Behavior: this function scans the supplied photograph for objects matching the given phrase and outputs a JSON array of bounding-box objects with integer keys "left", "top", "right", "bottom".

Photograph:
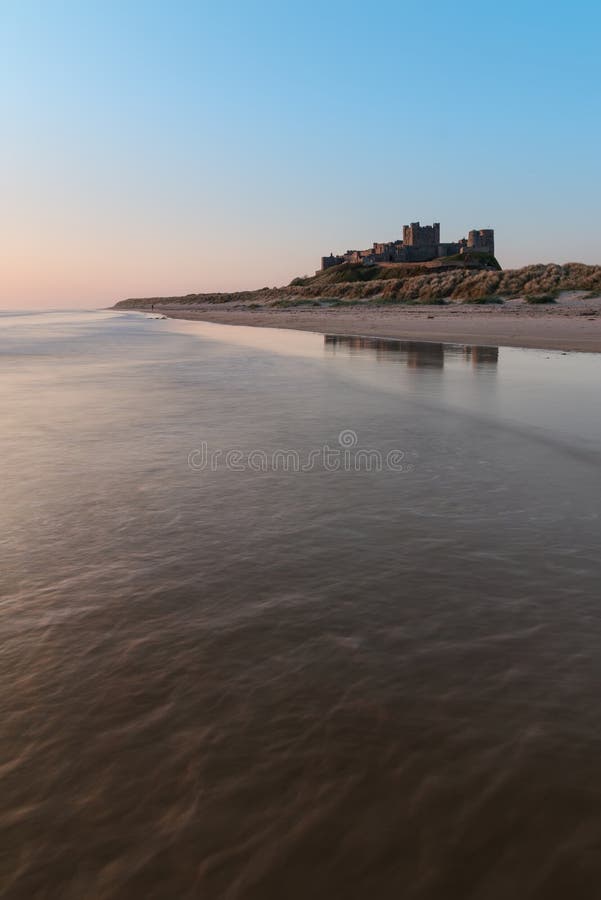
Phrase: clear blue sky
[{"left": 2, "top": 0, "right": 600, "bottom": 307}]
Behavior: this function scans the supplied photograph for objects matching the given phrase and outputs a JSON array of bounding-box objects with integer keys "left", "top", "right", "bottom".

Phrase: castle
[{"left": 320, "top": 222, "right": 495, "bottom": 270}]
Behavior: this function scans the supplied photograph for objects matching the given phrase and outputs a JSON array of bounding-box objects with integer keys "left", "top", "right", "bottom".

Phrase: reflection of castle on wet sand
[{"left": 324, "top": 335, "right": 498, "bottom": 368}]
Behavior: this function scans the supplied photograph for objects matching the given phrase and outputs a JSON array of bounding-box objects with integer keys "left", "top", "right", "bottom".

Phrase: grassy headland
[{"left": 114, "top": 261, "right": 601, "bottom": 311}]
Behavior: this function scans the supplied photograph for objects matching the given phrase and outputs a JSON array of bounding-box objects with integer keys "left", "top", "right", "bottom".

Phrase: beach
[
  {"left": 144, "top": 297, "right": 601, "bottom": 353},
  {"left": 4, "top": 309, "right": 601, "bottom": 898}
]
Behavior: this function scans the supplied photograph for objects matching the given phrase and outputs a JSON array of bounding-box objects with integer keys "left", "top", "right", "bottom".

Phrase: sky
[{"left": 1, "top": 0, "right": 600, "bottom": 308}]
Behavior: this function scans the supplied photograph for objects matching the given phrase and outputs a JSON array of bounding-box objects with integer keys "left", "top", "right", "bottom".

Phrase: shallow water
[{"left": 1, "top": 309, "right": 601, "bottom": 898}]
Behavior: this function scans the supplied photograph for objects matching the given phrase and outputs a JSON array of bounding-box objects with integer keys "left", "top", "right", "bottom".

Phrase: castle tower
[
  {"left": 402, "top": 222, "right": 440, "bottom": 247},
  {"left": 467, "top": 229, "right": 495, "bottom": 255}
]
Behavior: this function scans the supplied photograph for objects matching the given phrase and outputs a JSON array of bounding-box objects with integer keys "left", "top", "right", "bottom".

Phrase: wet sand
[{"left": 149, "top": 301, "right": 601, "bottom": 353}]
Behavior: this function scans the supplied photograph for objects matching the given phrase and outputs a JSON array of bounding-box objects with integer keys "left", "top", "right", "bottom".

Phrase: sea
[{"left": 1, "top": 308, "right": 601, "bottom": 899}]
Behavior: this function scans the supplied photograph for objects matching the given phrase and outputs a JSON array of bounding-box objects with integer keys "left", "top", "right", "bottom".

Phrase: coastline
[{"left": 138, "top": 302, "right": 601, "bottom": 353}]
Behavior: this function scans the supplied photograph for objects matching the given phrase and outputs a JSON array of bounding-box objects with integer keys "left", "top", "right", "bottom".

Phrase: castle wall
[
  {"left": 437, "top": 243, "right": 460, "bottom": 257},
  {"left": 321, "top": 254, "right": 345, "bottom": 270},
  {"left": 320, "top": 224, "right": 494, "bottom": 270}
]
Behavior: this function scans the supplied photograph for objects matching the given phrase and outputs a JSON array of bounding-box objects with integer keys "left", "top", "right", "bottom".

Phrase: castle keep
[{"left": 321, "top": 222, "right": 495, "bottom": 270}]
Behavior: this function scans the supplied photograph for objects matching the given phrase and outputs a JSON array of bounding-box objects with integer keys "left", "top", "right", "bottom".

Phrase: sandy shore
[{"left": 145, "top": 300, "right": 601, "bottom": 353}]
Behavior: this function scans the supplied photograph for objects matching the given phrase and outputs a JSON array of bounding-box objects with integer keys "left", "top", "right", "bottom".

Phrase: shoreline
[{"left": 136, "top": 303, "right": 601, "bottom": 353}]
